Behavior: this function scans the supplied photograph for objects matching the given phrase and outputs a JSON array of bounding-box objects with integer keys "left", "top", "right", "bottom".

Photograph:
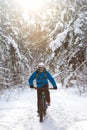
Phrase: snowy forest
[
  {"left": 0, "top": 0, "right": 87, "bottom": 130},
  {"left": 0, "top": 0, "right": 87, "bottom": 93}
]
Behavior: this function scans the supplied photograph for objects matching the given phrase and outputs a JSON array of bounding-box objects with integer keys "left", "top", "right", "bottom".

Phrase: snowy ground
[{"left": 0, "top": 85, "right": 87, "bottom": 130}]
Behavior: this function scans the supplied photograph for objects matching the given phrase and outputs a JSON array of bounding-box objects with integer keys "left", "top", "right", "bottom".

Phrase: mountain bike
[{"left": 34, "top": 87, "right": 53, "bottom": 122}]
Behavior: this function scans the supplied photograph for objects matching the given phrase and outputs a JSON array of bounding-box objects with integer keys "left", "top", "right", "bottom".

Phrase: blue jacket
[{"left": 28, "top": 70, "right": 57, "bottom": 88}]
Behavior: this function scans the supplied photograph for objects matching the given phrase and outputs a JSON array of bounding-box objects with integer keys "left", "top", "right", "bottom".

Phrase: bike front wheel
[{"left": 39, "top": 98, "right": 46, "bottom": 122}]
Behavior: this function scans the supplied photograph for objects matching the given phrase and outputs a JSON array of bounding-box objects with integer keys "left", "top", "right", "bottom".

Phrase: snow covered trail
[{"left": 0, "top": 87, "right": 87, "bottom": 130}]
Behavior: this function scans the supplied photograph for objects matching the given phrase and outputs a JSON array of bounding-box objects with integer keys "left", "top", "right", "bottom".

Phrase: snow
[
  {"left": 51, "top": 21, "right": 63, "bottom": 35},
  {"left": 6, "top": 36, "right": 21, "bottom": 59},
  {"left": 0, "top": 86, "right": 87, "bottom": 130},
  {"left": 49, "top": 29, "right": 69, "bottom": 52},
  {"left": 74, "top": 17, "right": 83, "bottom": 35}
]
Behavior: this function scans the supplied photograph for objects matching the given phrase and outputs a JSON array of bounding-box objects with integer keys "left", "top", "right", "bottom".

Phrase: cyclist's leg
[
  {"left": 45, "top": 89, "right": 50, "bottom": 105},
  {"left": 43, "top": 85, "right": 50, "bottom": 105}
]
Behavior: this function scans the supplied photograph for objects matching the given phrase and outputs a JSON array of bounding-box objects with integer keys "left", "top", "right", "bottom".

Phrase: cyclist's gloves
[
  {"left": 30, "top": 85, "right": 34, "bottom": 88},
  {"left": 53, "top": 87, "right": 57, "bottom": 89}
]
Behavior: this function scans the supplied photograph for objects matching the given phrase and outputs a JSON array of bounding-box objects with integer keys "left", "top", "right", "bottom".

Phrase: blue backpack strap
[
  {"left": 44, "top": 69, "right": 47, "bottom": 79},
  {"left": 36, "top": 70, "right": 39, "bottom": 78}
]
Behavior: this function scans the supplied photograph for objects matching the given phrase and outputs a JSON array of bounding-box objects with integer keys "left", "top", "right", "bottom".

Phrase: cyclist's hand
[
  {"left": 30, "top": 86, "right": 34, "bottom": 88},
  {"left": 53, "top": 87, "right": 57, "bottom": 89}
]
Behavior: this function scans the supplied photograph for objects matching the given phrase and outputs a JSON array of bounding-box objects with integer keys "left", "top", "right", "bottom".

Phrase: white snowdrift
[{"left": 0, "top": 86, "right": 87, "bottom": 130}]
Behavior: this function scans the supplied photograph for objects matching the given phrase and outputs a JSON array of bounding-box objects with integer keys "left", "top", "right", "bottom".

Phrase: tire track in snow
[{"left": 0, "top": 88, "right": 87, "bottom": 130}]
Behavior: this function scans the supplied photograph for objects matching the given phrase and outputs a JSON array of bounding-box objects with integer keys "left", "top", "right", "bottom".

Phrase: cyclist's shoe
[
  {"left": 37, "top": 110, "right": 39, "bottom": 113},
  {"left": 46, "top": 104, "right": 48, "bottom": 108},
  {"left": 37, "top": 110, "right": 40, "bottom": 117},
  {"left": 37, "top": 113, "right": 40, "bottom": 117},
  {"left": 47, "top": 102, "right": 51, "bottom": 106}
]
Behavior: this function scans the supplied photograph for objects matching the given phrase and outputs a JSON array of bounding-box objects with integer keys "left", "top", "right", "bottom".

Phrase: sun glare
[
  {"left": 16, "top": 0, "right": 45, "bottom": 11},
  {"left": 14, "top": 0, "right": 48, "bottom": 22}
]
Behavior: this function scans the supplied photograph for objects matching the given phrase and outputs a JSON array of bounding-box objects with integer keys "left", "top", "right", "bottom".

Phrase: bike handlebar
[{"left": 33, "top": 87, "right": 54, "bottom": 90}]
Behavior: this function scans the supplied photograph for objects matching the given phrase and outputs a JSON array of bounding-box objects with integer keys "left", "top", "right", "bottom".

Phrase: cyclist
[{"left": 28, "top": 62, "right": 57, "bottom": 113}]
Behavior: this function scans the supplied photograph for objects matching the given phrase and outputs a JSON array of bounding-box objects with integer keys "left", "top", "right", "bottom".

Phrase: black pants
[{"left": 37, "top": 85, "right": 50, "bottom": 112}]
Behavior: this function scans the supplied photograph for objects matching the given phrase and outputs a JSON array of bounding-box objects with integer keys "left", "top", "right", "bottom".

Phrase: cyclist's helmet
[{"left": 38, "top": 62, "right": 45, "bottom": 68}]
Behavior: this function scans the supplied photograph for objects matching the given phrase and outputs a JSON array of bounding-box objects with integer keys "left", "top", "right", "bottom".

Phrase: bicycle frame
[{"left": 34, "top": 87, "right": 53, "bottom": 122}]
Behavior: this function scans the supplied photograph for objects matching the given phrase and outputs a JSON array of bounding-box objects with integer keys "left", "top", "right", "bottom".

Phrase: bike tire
[
  {"left": 39, "top": 104, "right": 44, "bottom": 122},
  {"left": 43, "top": 99, "right": 46, "bottom": 116},
  {"left": 40, "top": 110, "right": 43, "bottom": 122},
  {"left": 40, "top": 98, "right": 47, "bottom": 122}
]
